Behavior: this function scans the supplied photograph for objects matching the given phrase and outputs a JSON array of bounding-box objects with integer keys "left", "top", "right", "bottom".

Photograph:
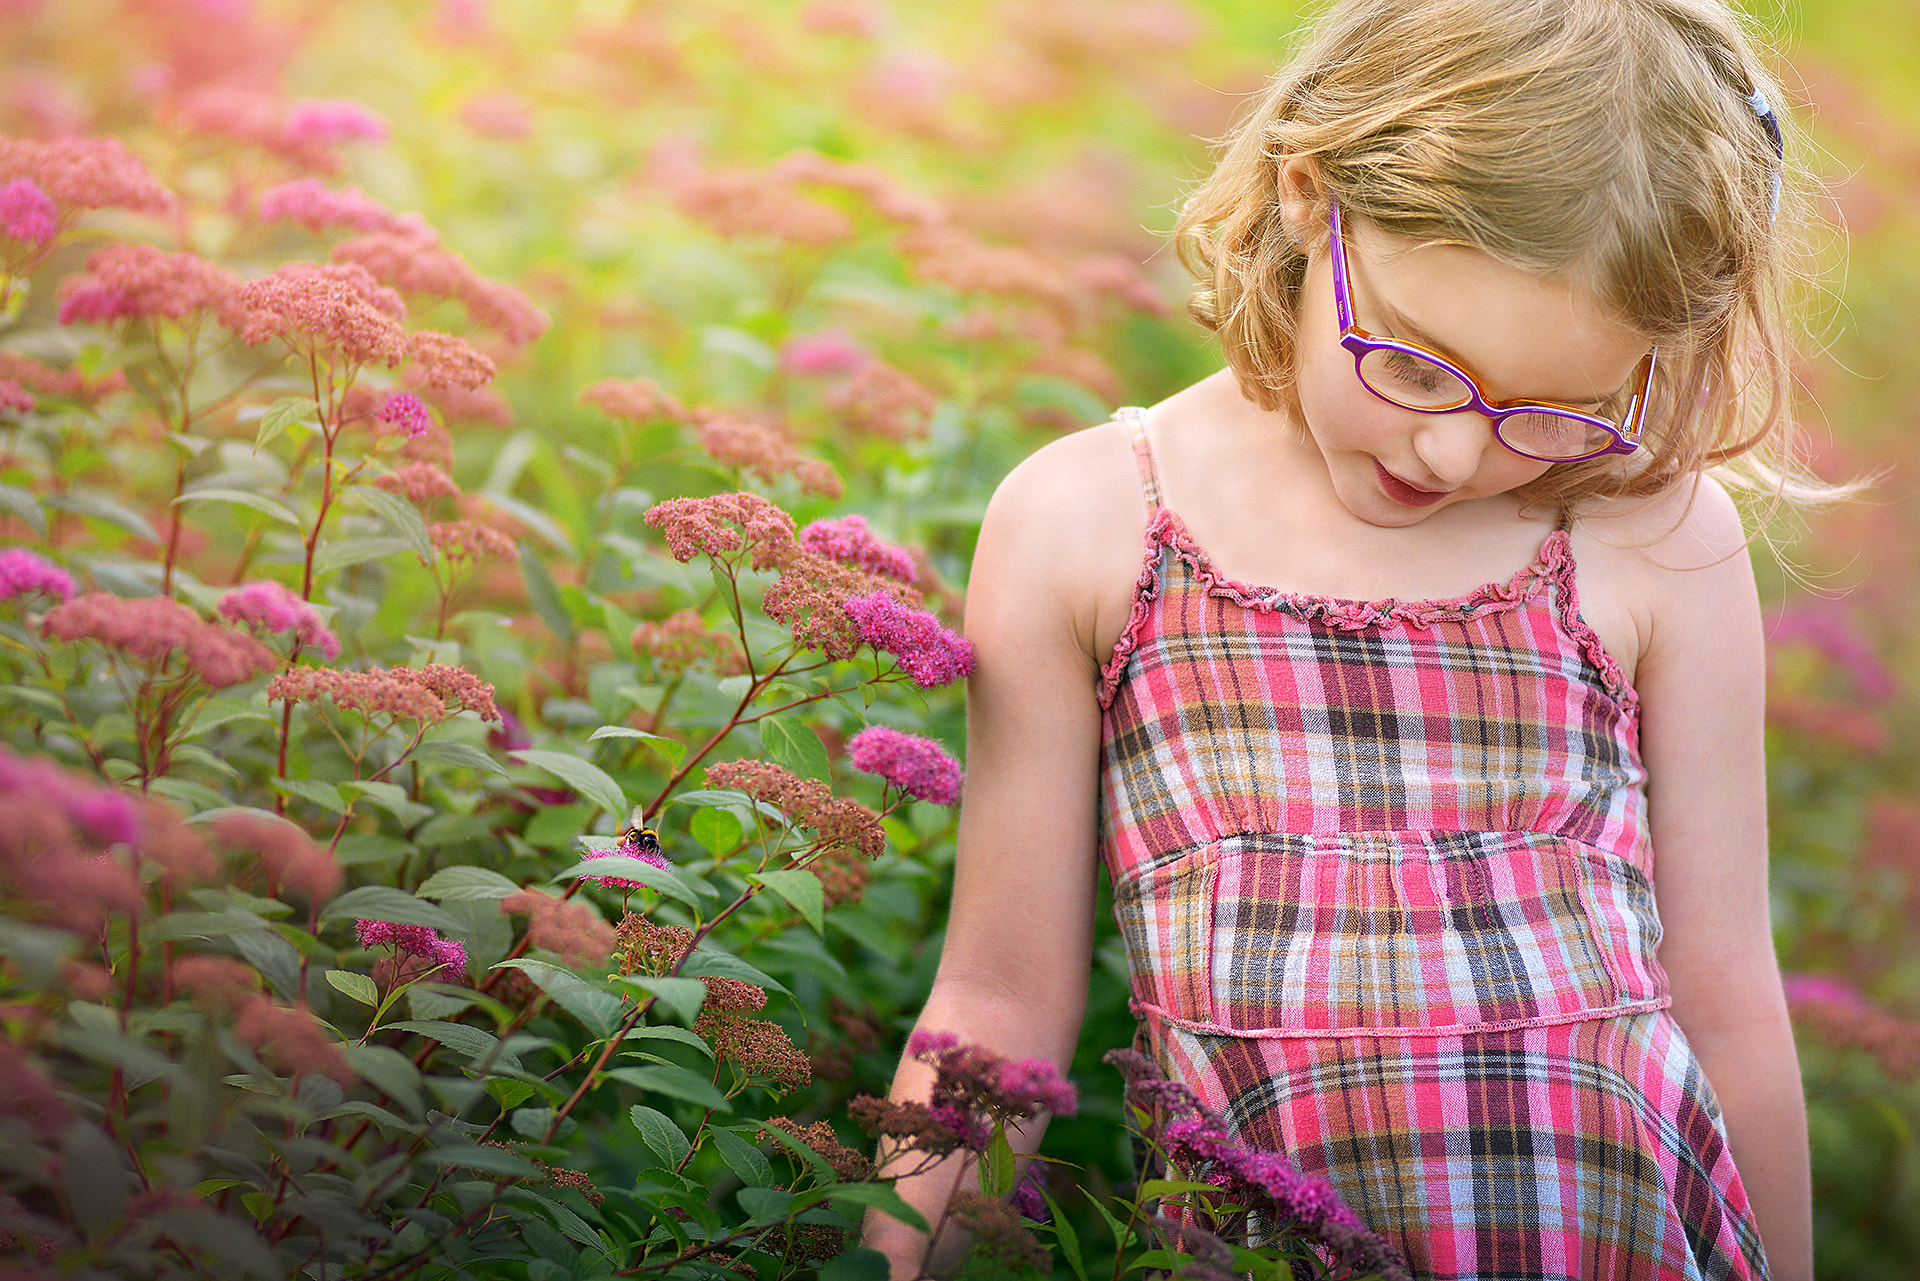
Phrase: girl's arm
[
  {"left": 1630, "top": 478, "right": 1812, "bottom": 1281},
  {"left": 865, "top": 428, "right": 1139, "bottom": 1278}
]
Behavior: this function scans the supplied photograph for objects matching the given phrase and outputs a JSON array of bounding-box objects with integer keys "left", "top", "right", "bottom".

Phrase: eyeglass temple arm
[{"left": 1326, "top": 203, "right": 1356, "bottom": 331}]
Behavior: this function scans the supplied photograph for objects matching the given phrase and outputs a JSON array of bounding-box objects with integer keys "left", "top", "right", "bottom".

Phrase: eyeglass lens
[{"left": 1355, "top": 347, "right": 1617, "bottom": 461}]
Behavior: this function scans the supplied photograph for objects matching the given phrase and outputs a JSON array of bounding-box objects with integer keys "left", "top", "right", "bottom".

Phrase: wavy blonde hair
[{"left": 1177, "top": 0, "right": 1840, "bottom": 512}]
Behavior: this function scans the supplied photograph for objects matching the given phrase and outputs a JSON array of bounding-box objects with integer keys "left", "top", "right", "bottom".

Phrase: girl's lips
[{"left": 1374, "top": 461, "right": 1451, "bottom": 508}]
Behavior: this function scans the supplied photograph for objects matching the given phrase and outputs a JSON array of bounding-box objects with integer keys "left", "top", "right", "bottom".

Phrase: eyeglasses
[{"left": 1327, "top": 202, "right": 1655, "bottom": 462}]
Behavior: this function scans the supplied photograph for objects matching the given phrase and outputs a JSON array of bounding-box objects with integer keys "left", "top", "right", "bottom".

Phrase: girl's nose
[{"left": 1411, "top": 410, "right": 1495, "bottom": 487}]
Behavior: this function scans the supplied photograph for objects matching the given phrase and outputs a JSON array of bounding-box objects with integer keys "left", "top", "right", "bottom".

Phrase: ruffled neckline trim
[{"left": 1096, "top": 508, "right": 1638, "bottom": 716}]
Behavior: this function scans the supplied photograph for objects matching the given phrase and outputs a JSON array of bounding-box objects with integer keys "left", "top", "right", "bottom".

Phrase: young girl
[{"left": 874, "top": 0, "right": 1817, "bottom": 1276}]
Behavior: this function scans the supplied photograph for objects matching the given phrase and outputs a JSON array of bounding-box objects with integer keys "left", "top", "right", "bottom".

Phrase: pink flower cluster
[
  {"left": 259, "top": 178, "right": 403, "bottom": 235},
  {"left": 208, "top": 812, "right": 342, "bottom": 902},
  {"left": 0, "top": 547, "right": 73, "bottom": 604},
  {"left": 499, "top": 888, "right": 614, "bottom": 969},
  {"left": 847, "top": 725, "right": 962, "bottom": 805},
  {"left": 0, "top": 177, "right": 57, "bottom": 246},
  {"left": 216, "top": 579, "right": 341, "bottom": 659},
  {"left": 237, "top": 261, "right": 408, "bottom": 367},
  {"left": 844, "top": 590, "right": 974, "bottom": 687},
  {"left": 267, "top": 662, "right": 501, "bottom": 725},
  {"left": 908, "top": 1029, "right": 1078, "bottom": 1118},
  {"left": 645, "top": 492, "right": 798, "bottom": 571},
  {"left": 375, "top": 391, "right": 434, "bottom": 439},
  {"left": 40, "top": 592, "right": 279, "bottom": 688},
  {"left": 579, "top": 829, "right": 670, "bottom": 889},
  {"left": 333, "top": 222, "right": 547, "bottom": 347},
  {"left": 356, "top": 918, "right": 468, "bottom": 976},
  {"left": 375, "top": 459, "right": 459, "bottom": 508},
  {"left": 0, "top": 134, "right": 173, "bottom": 216},
  {"left": 173, "top": 88, "right": 386, "bottom": 174},
  {"left": 55, "top": 242, "right": 248, "bottom": 330},
  {"left": 799, "top": 514, "right": 917, "bottom": 585},
  {"left": 0, "top": 745, "right": 144, "bottom": 933}
]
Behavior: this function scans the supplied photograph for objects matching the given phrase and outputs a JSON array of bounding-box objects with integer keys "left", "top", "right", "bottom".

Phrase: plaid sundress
[{"left": 1096, "top": 409, "right": 1769, "bottom": 1280}]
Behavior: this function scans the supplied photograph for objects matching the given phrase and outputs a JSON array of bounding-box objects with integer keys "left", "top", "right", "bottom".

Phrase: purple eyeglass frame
[{"left": 1326, "top": 202, "right": 1655, "bottom": 462}]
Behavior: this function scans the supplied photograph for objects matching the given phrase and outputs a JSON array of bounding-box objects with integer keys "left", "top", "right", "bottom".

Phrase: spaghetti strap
[{"left": 1116, "top": 406, "right": 1162, "bottom": 514}]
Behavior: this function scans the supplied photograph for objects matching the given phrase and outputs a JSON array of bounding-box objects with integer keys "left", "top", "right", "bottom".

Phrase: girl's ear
[{"left": 1275, "top": 151, "right": 1325, "bottom": 245}]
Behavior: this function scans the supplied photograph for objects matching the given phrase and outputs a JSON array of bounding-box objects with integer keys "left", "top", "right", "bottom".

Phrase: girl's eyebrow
[{"left": 1374, "top": 297, "right": 1629, "bottom": 408}]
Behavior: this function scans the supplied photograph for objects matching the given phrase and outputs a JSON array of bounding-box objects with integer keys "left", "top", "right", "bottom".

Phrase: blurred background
[{"left": 3, "top": 0, "right": 1916, "bottom": 1274}]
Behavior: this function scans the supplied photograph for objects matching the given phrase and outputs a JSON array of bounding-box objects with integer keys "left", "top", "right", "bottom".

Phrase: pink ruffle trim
[{"left": 1096, "top": 508, "right": 1639, "bottom": 717}]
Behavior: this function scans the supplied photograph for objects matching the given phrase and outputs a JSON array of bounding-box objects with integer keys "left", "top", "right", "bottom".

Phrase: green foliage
[{"left": 0, "top": 0, "right": 1916, "bottom": 1278}]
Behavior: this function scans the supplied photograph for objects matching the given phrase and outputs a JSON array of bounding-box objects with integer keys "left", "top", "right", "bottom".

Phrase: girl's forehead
[{"left": 1347, "top": 223, "right": 1651, "bottom": 404}]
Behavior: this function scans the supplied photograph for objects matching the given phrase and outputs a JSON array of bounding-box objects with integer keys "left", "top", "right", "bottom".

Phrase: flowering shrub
[{"left": 0, "top": 1, "right": 1913, "bottom": 1279}]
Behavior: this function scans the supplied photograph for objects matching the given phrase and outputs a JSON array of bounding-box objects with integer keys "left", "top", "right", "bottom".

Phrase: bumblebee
[{"left": 619, "top": 809, "right": 661, "bottom": 856}]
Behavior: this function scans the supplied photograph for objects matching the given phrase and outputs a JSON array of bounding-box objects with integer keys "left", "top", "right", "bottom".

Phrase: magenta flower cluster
[
  {"left": 0, "top": 548, "right": 74, "bottom": 604},
  {"left": 216, "top": 580, "right": 342, "bottom": 660},
  {"left": 375, "top": 391, "right": 434, "bottom": 439},
  {"left": 579, "top": 831, "right": 670, "bottom": 889},
  {"left": 0, "top": 178, "right": 58, "bottom": 248},
  {"left": 799, "top": 514, "right": 916, "bottom": 585},
  {"left": 355, "top": 919, "right": 467, "bottom": 975},
  {"left": 908, "top": 1029, "right": 1078, "bottom": 1118},
  {"left": 847, "top": 725, "right": 961, "bottom": 805},
  {"left": 844, "top": 591, "right": 973, "bottom": 688}
]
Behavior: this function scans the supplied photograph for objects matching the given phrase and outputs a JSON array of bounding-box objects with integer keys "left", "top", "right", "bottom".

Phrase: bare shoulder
[
  {"left": 1573, "top": 474, "right": 1760, "bottom": 686},
  {"left": 971, "top": 416, "right": 1152, "bottom": 671}
]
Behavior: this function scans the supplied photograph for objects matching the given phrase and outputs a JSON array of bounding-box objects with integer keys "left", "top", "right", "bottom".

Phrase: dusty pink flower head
[
  {"left": 238, "top": 261, "right": 408, "bottom": 366},
  {"left": 258, "top": 178, "right": 400, "bottom": 234},
  {"left": 233, "top": 992, "right": 355, "bottom": 1085},
  {"left": 0, "top": 547, "right": 73, "bottom": 603},
  {"left": 429, "top": 518, "right": 518, "bottom": 564},
  {"left": 0, "top": 177, "right": 57, "bottom": 246},
  {"left": 0, "top": 377, "right": 30, "bottom": 416},
  {"left": 375, "top": 390, "right": 433, "bottom": 438},
  {"left": 376, "top": 459, "right": 459, "bottom": 508},
  {"left": 284, "top": 98, "right": 389, "bottom": 146},
  {"left": 844, "top": 591, "right": 974, "bottom": 687},
  {"left": 799, "top": 515, "right": 917, "bottom": 585},
  {"left": 847, "top": 726, "right": 961, "bottom": 805},
  {"left": 581, "top": 377, "right": 687, "bottom": 424},
  {"left": 333, "top": 222, "right": 548, "bottom": 346},
  {"left": 691, "top": 408, "right": 842, "bottom": 498},
  {"left": 499, "top": 887, "right": 614, "bottom": 969},
  {"left": 409, "top": 329, "right": 495, "bottom": 390},
  {"left": 0, "top": 134, "right": 173, "bottom": 214},
  {"left": 40, "top": 592, "right": 278, "bottom": 688},
  {"left": 674, "top": 167, "right": 853, "bottom": 247},
  {"left": 56, "top": 242, "right": 247, "bottom": 329},
  {"left": 216, "top": 579, "right": 341, "bottom": 659},
  {"left": 645, "top": 492, "right": 798, "bottom": 571},
  {"left": 268, "top": 662, "right": 501, "bottom": 724},
  {"left": 356, "top": 919, "right": 467, "bottom": 975},
  {"left": 209, "top": 811, "right": 342, "bottom": 902},
  {"left": 782, "top": 328, "right": 870, "bottom": 376}
]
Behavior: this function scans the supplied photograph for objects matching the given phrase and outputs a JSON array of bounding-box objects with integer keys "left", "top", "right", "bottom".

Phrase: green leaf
[
  {"left": 389, "top": 1019, "right": 513, "bottom": 1068},
  {"left": 520, "top": 543, "right": 575, "bottom": 643},
  {"left": 345, "top": 483, "right": 433, "bottom": 560},
  {"left": 252, "top": 395, "right": 318, "bottom": 451},
  {"left": 44, "top": 488, "right": 159, "bottom": 542},
  {"left": 422, "top": 1142, "right": 542, "bottom": 1179},
  {"left": 587, "top": 724, "right": 671, "bottom": 744},
  {"left": 507, "top": 1188, "right": 608, "bottom": 1256},
  {"left": 806, "top": 1183, "right": 928, "bottom": 1233},
  {"left": 342, "top": 779, "right": 434, "bottom": 826},
  {"left": 621, "top": 1023, "right": 714, "bottom": 1058},
  {"left": 819, "top": 1248, "right": 893, "bottom": 1281},
  {"left": 603, "top": 1063, "right": 732, "bottom": 1112},
  {"left": 612, "top": 976, "right": 706, "bottom": 1026},
  {"left": 326, "top": 969, "right": 379, "bottom": 1006},
  {"left": 750, "top": 868, "right": 824, "bottom": 934},
  {"left": 417, "top": 865, "right": 521, "bottom": 902},
  {"left": 272, "top": 776, "right": 348, "bottom": 815},
  {"left": 710, "top": 1125, "right": 774, "bottom": 1188},
  {"left": 690, "top": 806, "right": 743, "bottom": 858},
  {"left": 491, "top": 959, "right": 623, "bottom": 1037},
  {"left": 410, "top": 740, "right": 507, "bottom": 775},
  {"left": 677, "top": 948, "right": 791, "bottom": 999},
  {"left": 734, "top": 1185, "right": 794, "bottom": 1227},
  {"left": 343, "top": 1043, "right": 425, "bottom": 1117},
  {"left": 630, "top": 1105, "right": 692, "bottom": 1170},
  {"left": 321, "top": 885, "right": 463, "bottom": 933},
  {"left": 313, "top": 535, "right": 411, "bottom": 576},
  {"left": 759, "top": 714, "right": 832, "bottom": 782},
  {"left": 513, "top": 749, "right": 626, "bottom": 818},
  {"left": 0, "top": 484, "right": 47, "bottom": 535},
  {"left": 555, "top": 855, "right": 705, "bottom": 908},
  {"left": 173, "top": 487, "right": 303, "bottom": 528},
  {"left": 1046, "top": 1190, "right": 1091, "bottom": 1281}
]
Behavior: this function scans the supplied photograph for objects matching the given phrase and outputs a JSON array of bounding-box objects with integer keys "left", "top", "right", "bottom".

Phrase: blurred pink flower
[
  {"left": 0, "top": 177, "right": 57, "bottom": 246},
  {"left": 375, "top": 459, "right": 459, "bottom": 508},
  {"left": 500, "top": 887, "right": 614, "bottom": 969},
  {"left": 801, "top": 0, "right": 888, "bottom": 38},
  {"left": 433, "top": 0, "right": 491, "bottom": 43},
  {"left": 0, "top": 377, "right": 31, "bottom": 416},
  {"left": 428, "top": 518, "right": 519, "bottom": 564},
  {"left": 216, "top": 579, "right": 341, "bottom": 659},
  {"left": 799, "top": 514, "right": 917, "bottom": 585},
  {"left": 268, "top": 662, "right": 501, "bottom": 724},
  {"left": 782, "top": 329, "right": 870, "bottom": 376},
  {"left": 844, "top": 591, "right": 974, "bottom": 687},
  {"left": 0, "top": 350, "right": 127, "bottom": 405},
  {"left": 691, "top": 407, "right": 842, "bottom": 498},
  {"left": 826, "top": 361, "right": 937, "bottom": 440},
  {"left": 0, "top": 134, "right": 173, "bottom": 214},
  {"left": 458, "top": 92, "right": 533, "bottom": 141},
  {"left": 258, "top": 178, "right": 400, "bottom": 234},
  {"left": 40, "top": 592, "right": 278, "bottom": 688},
  {"left": 233, "top": 993, "right": 355, "bottom": 1085},
  {"left": 284, "top": 98, "right": 389, "bottom": 146},
  {"left": 334, "top": 224, "right": 547, "bottom": 346},
  {"left": 0, "top": 547, "right": 73, "bottom": 603},
  {"left": 1769, "top": 601, "right": 1897, "bottom": 700},
  {"left": 673, "top": 167, "right": 853, "bottom": 247},
  {"left": 209, "top": 811, "right": 342, "bottom": 902},
  {"left": 56, "top": 242, "right": 248, "bottom": 329},
  {"left": 580, "top": 377, "right": 686, "bottom": 425},
  {"left": 847, "top": 725, "right": 961, "bottom": 805}
]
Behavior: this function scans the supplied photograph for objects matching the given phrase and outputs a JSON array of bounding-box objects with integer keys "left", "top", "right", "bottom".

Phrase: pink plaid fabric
[{"left": 1096, "top": 409, "right": 1768, "bottom": 1279}]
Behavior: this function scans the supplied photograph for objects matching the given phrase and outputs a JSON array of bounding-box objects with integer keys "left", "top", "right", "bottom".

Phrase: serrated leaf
[
  {"left": 709, "top": 1126, "right": 773, "bottom": 1188},
  {"left": 613, "top": 976, "right": 706, "bottom": 1026},
  {"left": 491, "top": 959, "right": 622, "bottom": 1036},
  {"left": 320, "top": 885, "right": 462, "bottom": 933},
  {"left": 325, "top": 969, "right": 379, "bottom": 1006},
  {"left": 750, "top": 868, "right": 824, "bottom": 934},
  {"left": 758, "top": 714, "right": 831, "bottom": 782},
  {"left": 173, "top": 487, "right": 303, "bottom": 527},
  {"left": 507, "top": 1188, "right": 608, "bottom": 1255},
  {"left": 416, "top": 866, "right": 521, "bottom": 902},
  {"left": 982, "top": 1125, "right": 1016, "bottom": 1198},
  {"left": 621, "top": 1023, "right": 714, "bottom": 1058},
  {"left": 690, "top": 806, "right": 742, "bottom": 858},
  {"left": 271, "top": 777, "right": 347, "bottom": 815},
  {"left": 253, "top": 395, "right": 318, "bottom": 451},
  {"left": 604, "top": 1063, "right": 732, "bottom": 1111},
  {"left": 512, "top": 749, "right": 625, "bottom": 818},
  {"left": 343, "top": 1043, "right": 425, "bottom": 1117},
  {"left": 345, "top": 484, "right": 433, "bottom": 560},
  {"left": 556, "top": 854, "right": 704, "bottom": 908},
  {"left": 389, "top": 1019, "right": 512, "bottom": 1068},
  {"left": 630, "top": 1105, "right": 692, "bottom": 1170},
  {"left": 421, "top": 1142, "right": 541, "bottom": 1179},
  {"left": 409, "top": 740, "right": 506, "bottom": 775},
  {"left": 677, "top": 948, "right": 791, "bottom": 999}
]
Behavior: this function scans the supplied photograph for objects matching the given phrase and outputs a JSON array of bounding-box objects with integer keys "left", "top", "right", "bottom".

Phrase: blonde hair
[{"left": 1177, "top": 0, "right": 1840, "bottom": 512}]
